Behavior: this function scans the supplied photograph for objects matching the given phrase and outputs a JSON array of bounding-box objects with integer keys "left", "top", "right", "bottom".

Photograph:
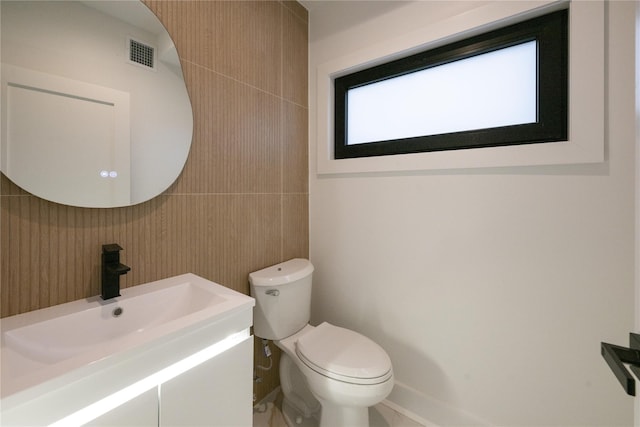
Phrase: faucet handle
[{"left": 103, "top": 243, "right": 123, "bottom": 254}]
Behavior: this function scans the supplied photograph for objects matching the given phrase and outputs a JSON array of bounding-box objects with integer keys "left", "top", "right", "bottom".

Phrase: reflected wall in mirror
[{"left": 1, "top": 0, "right": 193, "bottom": 208}]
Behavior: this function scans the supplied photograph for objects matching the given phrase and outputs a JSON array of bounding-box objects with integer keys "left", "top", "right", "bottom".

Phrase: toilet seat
[{"left": 295, "top": 322, "right": 392, "bottom": 385}]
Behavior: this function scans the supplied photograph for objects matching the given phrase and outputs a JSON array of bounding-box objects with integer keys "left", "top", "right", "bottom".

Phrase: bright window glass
[{"left": 347, "top": 41, "right": 537, "bottom": 145}]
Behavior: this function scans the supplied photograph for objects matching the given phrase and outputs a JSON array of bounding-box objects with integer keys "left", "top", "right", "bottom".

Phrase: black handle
[
  {"left": 102, "top": 243, "right": 123, "bottom": 254},
  {"left": 102, "top": 243, "right": 124, "bottom": 264},
  {"left": 601, "top": 333, "right": 640, "bottom": 396}
]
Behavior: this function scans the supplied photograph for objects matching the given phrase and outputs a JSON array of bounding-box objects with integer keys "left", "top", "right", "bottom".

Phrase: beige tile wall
[{"left": 0, "top": 0, "right": 308, "bottom": 403}]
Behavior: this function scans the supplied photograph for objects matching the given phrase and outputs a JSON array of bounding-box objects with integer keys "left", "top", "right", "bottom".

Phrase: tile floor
[{"left": 253, "top": 391, "right": 426, "bottom": 427}]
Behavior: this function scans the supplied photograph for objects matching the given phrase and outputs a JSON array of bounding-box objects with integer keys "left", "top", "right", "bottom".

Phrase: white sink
[
  {"left": 1, "top": 273, "right": 254, "bottom": 403},
  {"left": 4, "top": 280, "right": 225, "bottom": 365}
]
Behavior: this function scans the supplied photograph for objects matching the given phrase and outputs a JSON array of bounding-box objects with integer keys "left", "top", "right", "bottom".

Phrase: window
[{"left": 334, "top": 9, "right": 568, "bottom": 159}]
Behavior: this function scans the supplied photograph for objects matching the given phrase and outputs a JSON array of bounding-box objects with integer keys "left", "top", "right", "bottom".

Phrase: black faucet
[{"left": 101, "top": 244, "right": 130, "bottom": 300}]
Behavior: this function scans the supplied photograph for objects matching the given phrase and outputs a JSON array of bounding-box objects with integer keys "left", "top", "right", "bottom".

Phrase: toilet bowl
[
  {"left": 249, "top": 259, "right": 394, "bottom": 427},
  {"left": 277, "top": 323, "right": 393, "bottom": 427}
]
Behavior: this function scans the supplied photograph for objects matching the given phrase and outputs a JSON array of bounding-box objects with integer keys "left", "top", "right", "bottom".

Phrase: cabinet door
[
  {"left": 86, "top": 387, "right": 158, "bottom": 427},
  {"left": 160, "top": 337, "right": 253, "bottom": 427}
]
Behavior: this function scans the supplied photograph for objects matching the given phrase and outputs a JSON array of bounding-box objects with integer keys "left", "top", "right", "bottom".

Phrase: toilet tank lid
[{"left": 249, "top": 258, "right": 314, "bottom": 287}]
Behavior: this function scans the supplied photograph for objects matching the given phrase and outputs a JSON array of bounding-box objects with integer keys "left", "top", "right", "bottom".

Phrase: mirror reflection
[{"left": 1, "top": 0, "right": 193, "bottom": 208}]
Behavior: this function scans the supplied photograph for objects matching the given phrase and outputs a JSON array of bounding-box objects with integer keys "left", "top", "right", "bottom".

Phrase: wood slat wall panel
[
  {"left": 283, "top": 102, "right": 309, "bottom": 194},
  {"left": 283, "top": 4, "right": 309, "bottom": 106},
  {"left": 172, "top": 61, "right": 282, "bottom": 195},
  {"left": 0, "top": 0, "right": 307, "bottom": 404}
]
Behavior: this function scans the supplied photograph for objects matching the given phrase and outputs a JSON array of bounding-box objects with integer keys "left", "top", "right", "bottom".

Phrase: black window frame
[{"left": 334, "top": 9, "right": 568, "bottom": 160}]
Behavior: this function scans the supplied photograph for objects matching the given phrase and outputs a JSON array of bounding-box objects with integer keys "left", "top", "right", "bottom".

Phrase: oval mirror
[{"left": 1, "top": 0, "right": 193, "bottom": 208}]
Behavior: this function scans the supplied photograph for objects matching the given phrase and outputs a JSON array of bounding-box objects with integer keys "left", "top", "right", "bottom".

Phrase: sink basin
[
  {"left": 1, "top": 273, "right": 254, "bottom": 401},
  {"left": 4, "top": 280, "right": 225, "bottom": 365}
]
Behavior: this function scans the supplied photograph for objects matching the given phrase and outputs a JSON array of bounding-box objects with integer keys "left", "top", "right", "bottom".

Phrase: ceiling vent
[{"left": 128, "top": 38, "right": 155, "bottom": 70}]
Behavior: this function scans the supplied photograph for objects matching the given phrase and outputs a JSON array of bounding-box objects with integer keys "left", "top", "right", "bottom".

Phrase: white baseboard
[
  {"left": 383, "top": 381, "right": 492, "bottom": 427},
  {"left": 255, "top": 382, "right": 491, "bottom": 427}
]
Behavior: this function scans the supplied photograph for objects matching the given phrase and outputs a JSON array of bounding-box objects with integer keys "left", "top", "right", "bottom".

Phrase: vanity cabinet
[
  {"left": 1, "top": 274, "right": 255, "bottom": 427},
  {"left": 86, "top": 337, "right": 253, "bottom": 427},
  {"left": 161, "top": 338, "right": 253, "bottom": 426},
  {"left": 89, "top": 388, "right": 158, "bottom": 427}
]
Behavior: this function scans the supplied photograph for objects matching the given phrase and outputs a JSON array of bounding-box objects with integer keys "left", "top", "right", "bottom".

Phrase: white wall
[{"left": 308, "top": 1, "right": 636, "bottom": 425}]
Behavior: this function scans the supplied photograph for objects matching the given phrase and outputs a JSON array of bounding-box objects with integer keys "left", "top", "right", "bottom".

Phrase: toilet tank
[{"left": 249, "top": 258, "right": 314, "bottom": 340}]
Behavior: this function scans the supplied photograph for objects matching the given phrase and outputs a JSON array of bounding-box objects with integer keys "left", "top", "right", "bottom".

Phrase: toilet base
[
  {"left": 318, "top": 400, "right": 369, "bottom": 427},
  {"left": 282, "top": 397, "right": 319, "bottom": 427}
]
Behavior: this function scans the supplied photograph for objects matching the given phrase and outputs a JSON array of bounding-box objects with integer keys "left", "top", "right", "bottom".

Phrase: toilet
[{"left": 249, "top": 259, "right": 393, "bottom": 427}]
